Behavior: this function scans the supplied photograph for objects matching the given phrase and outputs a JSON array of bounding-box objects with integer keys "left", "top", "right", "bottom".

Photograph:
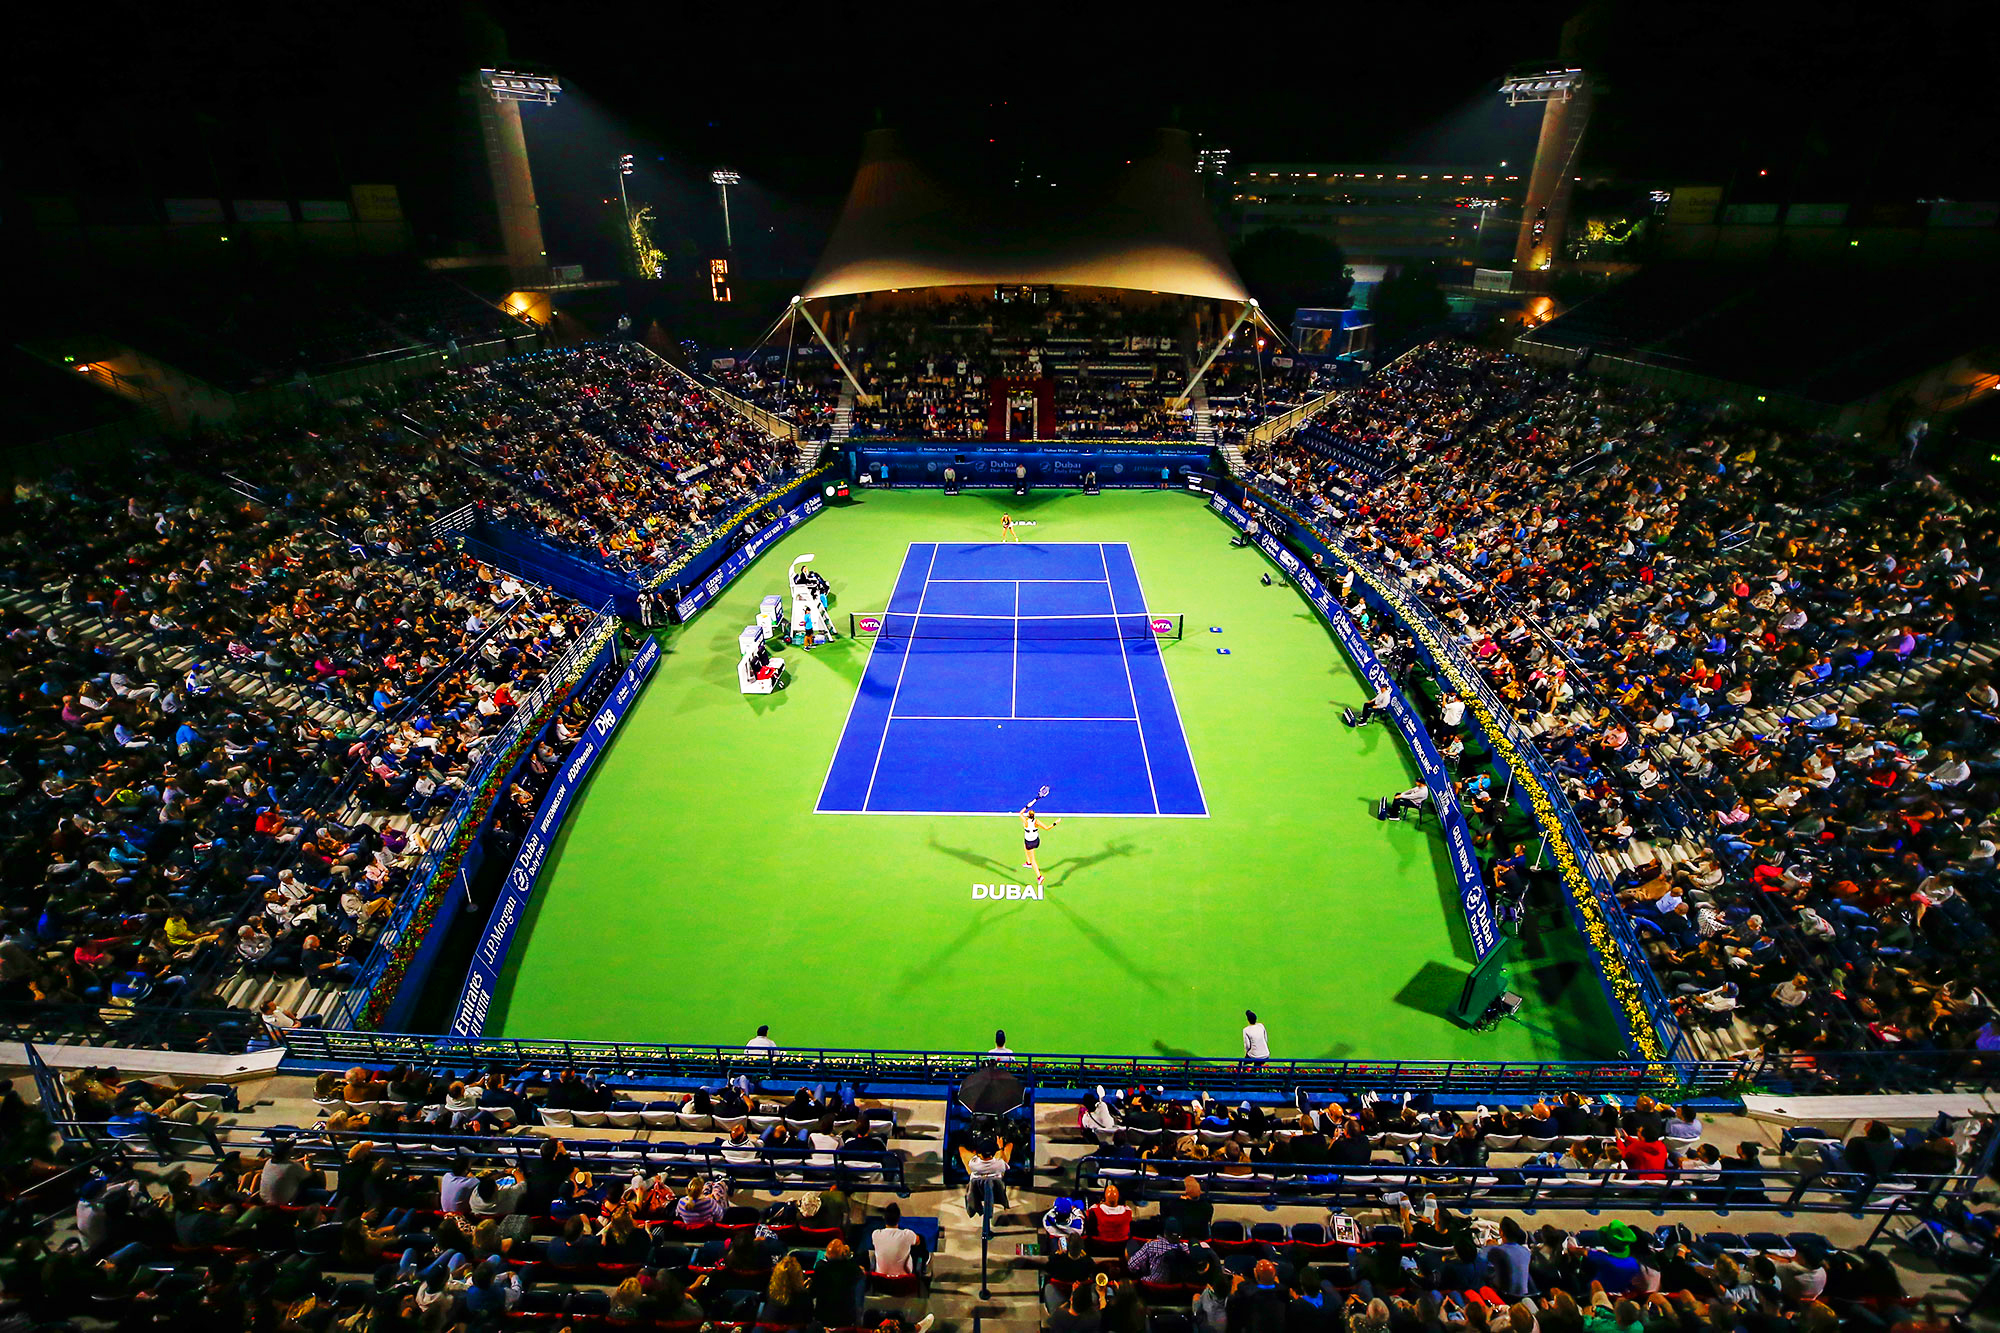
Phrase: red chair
[{"left": 867, "top": 1271, "right": 926, "bottom": 1298}]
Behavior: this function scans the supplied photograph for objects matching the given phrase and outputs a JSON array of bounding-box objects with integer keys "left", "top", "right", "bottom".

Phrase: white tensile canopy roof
[{"left": 799, "top": 127, "right": 1251, "bottom": 305}]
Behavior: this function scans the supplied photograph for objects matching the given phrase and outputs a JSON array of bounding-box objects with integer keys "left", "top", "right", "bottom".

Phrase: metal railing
[
  {"left": 56, "top": 1119, "right": 910, "bottom": 1196},
  {"left": 272, "top": 1030, "right": 1996, "bottom": 1095},
  {"left": 0, "top": 1003, "right": 275, "bottom": 1054},
  {"left": 1074, "top": 1156, "right": 1979, "bottom": 1218},
  {"left": 267, "top": 1028, "right": 2000, "bottom": 1097}
]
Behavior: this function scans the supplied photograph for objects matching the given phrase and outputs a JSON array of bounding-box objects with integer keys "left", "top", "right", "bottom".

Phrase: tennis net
[{"left": 849, "top": 611, "right": 1183, "bottom": 642}]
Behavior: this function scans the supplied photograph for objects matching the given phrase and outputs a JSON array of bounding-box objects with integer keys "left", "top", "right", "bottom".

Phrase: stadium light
[
  {"left": 711, "top": 169, "right": 741, "bottom": 250},
  {"left": 478, "top": 69, "right": 562, "bottom": 105},
  {"left": 615, "top": 155, "right": 635, "bottom": 252},
  {"left": 1498, "top": 68, "right": 1583, "bottom": 105}
]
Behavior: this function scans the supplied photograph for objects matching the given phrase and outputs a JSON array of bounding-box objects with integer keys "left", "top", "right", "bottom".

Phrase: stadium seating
[
  {"left": 1246, "top": 342, "right": 2000, "bottom": 1061},
  {"left": 823, "top": 294, "right": 1201, "bottom": 440},
  {"left": 0, "top": 342, "right": 802, "bottom": 1036}
]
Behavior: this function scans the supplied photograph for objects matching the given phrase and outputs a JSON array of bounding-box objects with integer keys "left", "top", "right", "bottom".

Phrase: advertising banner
[
  {"left": 672, "top": 494, "right": 824, "bottom": 622},
  {"left": 1207, "top": 494, "right": 1499, "bottom": 958},
  {"left": 451, "top": 636, "right": 661, "bottom": 1036},
  {"left": 852, "top": 445, "right": 1212, "bottom": 488}
]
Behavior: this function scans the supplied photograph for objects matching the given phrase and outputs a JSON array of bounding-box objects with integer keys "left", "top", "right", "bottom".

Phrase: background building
[{"left": 1228, "top": 164, "right": 1526, "bottom": 275}]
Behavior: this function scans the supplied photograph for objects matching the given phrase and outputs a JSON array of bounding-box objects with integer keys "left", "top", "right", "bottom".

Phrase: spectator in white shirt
[
  {"left": 987, "top": 1029, "right": 1017, "bottom": 1061},
  {"left": 1242, "top": 1010, "right": 1270, "bottom": 1065},
  {"left": 1378, "top": 785, "right": 1430, "bottom": 820},
  {"left": 470, "top": 1166, "right": 528, "bottom": 1218},
  {"left": 745, "top": 1024, "right": 778, "bottom": 1054},
  {"left": 1927, "top": 753, "right": 1971, "bottom": 788},
  {"left": 1440, "top": 693, "right": 1466, "bottom": 730},
  {"left": 870, "top": 1203, "right": 923, "bottom": 1277}
]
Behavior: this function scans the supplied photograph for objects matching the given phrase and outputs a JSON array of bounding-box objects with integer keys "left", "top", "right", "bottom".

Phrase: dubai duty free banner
[{"left": 451, "top": 636, "right": 661, "bottom": 1036}]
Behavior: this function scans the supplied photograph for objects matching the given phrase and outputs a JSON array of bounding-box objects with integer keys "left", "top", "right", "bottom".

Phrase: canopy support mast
[{"left": 791, "top": 298, "right": 873, "bottom": 405}]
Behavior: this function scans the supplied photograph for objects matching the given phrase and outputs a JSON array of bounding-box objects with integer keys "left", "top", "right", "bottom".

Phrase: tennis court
[
  {"left": 482, "top": 490, "right": 1621, "bottom": 1062},
  {"left": 817, "top": 541, "right": 1205, "bottom": 816}
]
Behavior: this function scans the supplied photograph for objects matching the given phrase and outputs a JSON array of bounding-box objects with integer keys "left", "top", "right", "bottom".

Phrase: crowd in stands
[
  {"left": 30, "top": 1066, "right": 927, "bottom": 1331},
  {"left": 412, "top": 346, "right": 797, "bottom": 576},
  {"left": 0, "top": 425, "right": 601, "bottom": 1028},
  {"left": 1068, "top": 1084, "right": 1972, "bottom": 1199},
  {"left": 707, "top": 358, "right": 843, "bottom": 442},
  {"left": 1208, "top": 360, "right": 1343, "bottom": 444},
  {"left": 1245, "top": 344, "right": 2000, "bottom": 1057},
  {"left": 745, "top": 294, "right": 1202, "bottom": 440},
  {"left": 1050, "top": 1085, "right": 1981, "bottom": 1332},
  {"left": 104, "top": 260, "right": 536, "bottom": 392},
  {"left": 0, "top": 340, "right": 802, "bottom": 1035},
  {"left": 11, "top": 1056, "right": 1987, "bottom": 1333}
]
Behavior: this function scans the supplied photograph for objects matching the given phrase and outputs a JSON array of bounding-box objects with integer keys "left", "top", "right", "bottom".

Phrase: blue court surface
[{"left": 816, "top": 542, "right": 1207, "bottom": 816}]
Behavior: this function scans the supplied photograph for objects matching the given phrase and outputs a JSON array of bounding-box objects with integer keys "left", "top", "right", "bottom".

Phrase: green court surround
[{"left": 487, "top": 489, "right": 1620, "bottom": 1062}]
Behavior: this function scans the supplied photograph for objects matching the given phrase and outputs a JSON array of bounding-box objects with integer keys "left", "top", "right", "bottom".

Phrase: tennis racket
[{"left": 1025, "top": 784, "right": 1051, "bottom": 810}]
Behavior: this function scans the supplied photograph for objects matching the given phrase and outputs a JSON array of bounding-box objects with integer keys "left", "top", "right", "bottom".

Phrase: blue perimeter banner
[
  {"left": 451, "top": 635, "right": 662, "bottom": 1036},
  {"left": 673, "top": 493, "right": 824, "bottom": 623},
  {"left": 851, "top": 445, "right": 1212, "bottom": 487},
  {"left": 1207, "top": 494, "right": 1500, "bottom": 959}
]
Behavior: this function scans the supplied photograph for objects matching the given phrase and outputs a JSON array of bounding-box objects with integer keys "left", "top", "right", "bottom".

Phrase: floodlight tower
[
  {"left": 476, "top": 69, "right": 562, "bottom": 284},
  {"left": 711, "top": 169, "right": 742, "bottom": 250},
  {"left": 1497, "top": 68, "right": 1593, "bottom": 283}
]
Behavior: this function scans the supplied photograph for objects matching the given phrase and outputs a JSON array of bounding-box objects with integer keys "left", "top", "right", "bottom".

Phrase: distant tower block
[
  {"left": 476, "top": 69, "right": 562, "bottom": 285},
  {"left": 1499, "top": 68, "right": 1593, "bottom": 282}
]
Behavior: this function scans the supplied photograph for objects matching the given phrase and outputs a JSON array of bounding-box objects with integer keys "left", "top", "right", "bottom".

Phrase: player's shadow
[
  {"left": 926, "top": 835, "right": 1019, "bottom": 880},
  {"left": 893, "top": 901, "right": 1028, "bottom": 997},
  {"left": 1047, "top": 896, "right": 1168, "bottom": 996},
  {"left": 1040, "top": 839, "right": 1139, "bottom": 886}
]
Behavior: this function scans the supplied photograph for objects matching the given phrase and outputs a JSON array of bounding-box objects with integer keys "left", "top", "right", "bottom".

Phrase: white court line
[
  {"left": 817, "top": 808, "right": 1211, "bottom": 819},
  {"left": 1115, "top": 543, "right": 1211, "bottom": 817},
  {"left": 1010, "top": 581, "right": 1019, "bottom": 719},
  {"left": 936, "top": 541, "right": 1122, "bottom": 546},
  {"left": 1101, "top": 542, "right": 1161, "bottom": 815},
  {"left": 892, "top": 715, "right": 1140, "bottom": 723},
  {"left": 860, "top": 543, "right": 939, "bottom": 811},
  {"left": 926, "top": 578, "right": 1109, "bottom": 584},
  {"left": 814, "top": 547, "right": 910, "bottom": 813}
]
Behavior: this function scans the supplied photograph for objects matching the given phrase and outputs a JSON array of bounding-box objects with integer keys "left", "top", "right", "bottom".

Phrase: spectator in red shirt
[
  {"left": 1085, "top": 1183, "right": 1132, "bottom": 1244},
  {"left": 1617, "top": 1126, "right": 1672, "bottom": 1180}
]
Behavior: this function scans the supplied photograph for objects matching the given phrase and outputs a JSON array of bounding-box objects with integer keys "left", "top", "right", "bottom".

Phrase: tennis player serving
[{"left": 1021, "top": 805, "right": 1061, "bottom": 888}]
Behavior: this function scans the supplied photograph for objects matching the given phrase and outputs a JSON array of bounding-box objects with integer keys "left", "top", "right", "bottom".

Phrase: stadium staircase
[{"left": 830, "top": 384, "right": 857, "bottom": 446}]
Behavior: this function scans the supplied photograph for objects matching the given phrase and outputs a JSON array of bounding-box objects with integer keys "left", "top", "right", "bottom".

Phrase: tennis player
[
  {"left": 1001, "top": 513, "right": 1018, "bottom": 544},
  {"left": 1020, "top": 807, "right": 1061, "bottom": 886}
]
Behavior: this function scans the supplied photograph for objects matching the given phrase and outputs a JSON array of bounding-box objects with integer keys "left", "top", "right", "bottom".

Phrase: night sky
[{"left": 14, "top": 0, "right": 1997, "bottom": 278}]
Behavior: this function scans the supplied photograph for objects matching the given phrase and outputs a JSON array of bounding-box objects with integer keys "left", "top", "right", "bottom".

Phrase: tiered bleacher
[
  {"left": 412, "top": 346, "right": 797, "bottom": 577},
  {"left": 1206, "top": 359, "right": 1343, "bottom": 445},
  {"left": 827, "top": 293, "right": 1200, "bottom": 440},
  {"left": 0, "top": 343, "right": 801, "bottom": 1039},
  {"left": 708, "top": 359, "right": 845, "bottom": 443},
  {"left": 20, "top": 1059, "right": 1990, "bottom": 1333},
  {"left": 1247, "top": 343, "right": 2000, "bottom": 1061},
  {"left": 30, "top": 1062, "right": 932, "bottom": 1330},
  {"left": 1518, "top": 263, "right": 1998, "bottom": 410}
]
